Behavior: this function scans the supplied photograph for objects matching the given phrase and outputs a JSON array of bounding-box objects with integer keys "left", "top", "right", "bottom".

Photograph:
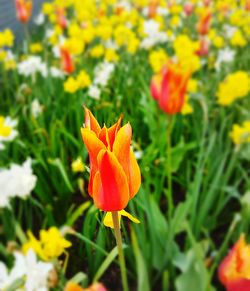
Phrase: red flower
[
  {"left": 184, "top": 2, "right": 194, "bottom": 16},
  {"left": 81, "top": 108, "right": 141, "bottom": 211},
  {"left": 218, "top": 235, "right": 250, "bottom": 291},
  {"left": 15, "top": 0, "right": 32, "bottom": 23},
  {"left": 56, "top": 7, "right": 67, "bottom": 30},
  {"left": 150, "top": 63, "right": 190, "bottom": 115},
  {"left": 196, "top": 9, "right": 212, "bottom": 35},
  {"left": 60, "top": 47, "right": 74, "bottom": 74}
]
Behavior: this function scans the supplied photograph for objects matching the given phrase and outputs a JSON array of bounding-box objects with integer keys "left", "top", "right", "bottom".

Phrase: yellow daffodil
[
  {"left": 217, "top": 71, "right": 250, "bottom": 106},
  {"left": 103, "top": 210, "right": 140, "bottom": 229},
  {"left": 230, "top": 121, "right": 250, "bottom": 145}
]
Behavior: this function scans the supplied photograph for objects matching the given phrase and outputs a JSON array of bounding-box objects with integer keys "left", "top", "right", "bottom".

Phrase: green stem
[
  {"left": 112, "top": 211, "right": 129, "bottom": 291},
  {"left": 166, "top": 115, "right": 174, "bottom": 218}
]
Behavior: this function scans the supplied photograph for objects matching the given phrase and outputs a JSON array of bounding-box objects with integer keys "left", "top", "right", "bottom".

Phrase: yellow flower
[
  {"left": 71, "top": 157, "right": 85, "bottom": 173},
  {"left": 40, "top": 227, "right": 72, "bottom": 259},
  {"left": 127, "top": 37, "right": 139, "bottom": 54},
  {"left": 64, "top": 77, "right": 79, "bottom": 94},
  {"left": 64, "top": 38, "right": 85, "bottom": 55},
  {"left": 0, "top": 116, "right": 11, "bottom": 137},
  {"left": 22, "top": 231, "right": 45, "bottom": 260},
  {"left": 42, "top": 3, "right": 54, "bottom": 15},
  {"left": 230, "top": 30, "right": 247, "bottom": 47},
  {"left": 30, "top": 42, "right": 43, "bottom": 53},
  {"left": 76, "top": 70, "right": 91, "bottom": 89},
  {"left": 105, "top": 49, "right": 119, "bottom": 62},
  {"left": 170, "top": 16, "right": 181, "bottom": 27},
  {"left": 149, "top": 49, "right": 168, "bottom": 73},
  {"left": 187, "top": 79, "right": 198, "bottom": 93},
  {"left": 23, "top": 227, "right": 71, "bottom": 261},
  {"left": 230, "top": 121, "right": 250, "bottom": 145},
  {"left": 181, "top": 95, "right": 193, "bottom": 115},
  {"left": 103, "top": 210, "right": 140, "bottom": 229},
  {"left": 0, "top": 50, "right": 7, "bottom": 61},
  {"left": 173, "top": 35, "right": 201, "bottom": 73},
  {"left": 4, "top": 59, "right": 16, "bottom": 71},
  {"left": 217, "top": 71, "right": 250, "bottom": 106},
  {"left": 95, "top": 25, "right": 113, "bottom": 41},
  {"left": 0, "top": 29, "right": 14, "bottom": 48},
  {"left": 90, "top": 45, "right": 105, "bottom": 58},
  {"left": 212, "top": 36, "right": 224, "bottom": 48}
]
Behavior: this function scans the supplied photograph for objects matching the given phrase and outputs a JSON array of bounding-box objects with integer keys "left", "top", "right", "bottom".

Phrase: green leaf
[
  {"left": 131, "top": 228, "right": 150, "bottom": 291},
  {"left": 48, "top": 158, "right": 74, "bottom": 193},
  {"left": 93, "top": 246, "right": 118, "bottom": 282},
  {"left": 66, "top": 201, "right": 91, "bottom": 227},
  {"left": 69, "top": 272, "right": 88, "bottom": 286}
]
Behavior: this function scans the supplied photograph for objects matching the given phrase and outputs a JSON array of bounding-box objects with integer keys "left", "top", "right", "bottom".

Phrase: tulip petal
[
  {"left": 108, "top": 117, "right": 122, "bottom": 149},
  {"left": 150, "top": 74, "right": 162, "bottom": 101},
  {"left": 93, "top": 150, "right": 130, "bottom": 211},
  {"left": 99, "top": 126, "right": 111, "bottom": 150},
  {"left": 81, "top": 128, "right": 106, "bottom": 195},
  {"left": 113, "top": 123, "right": 132, "bottom": 177},
  {"left": 113, "top": 124, "right": 141, "bottom": 197},
  {"left": 84, "top": 107, "right": 101, "bottom": 135},
  {"left": 128, "top": 149, "right": 141, "bottom": 198}
]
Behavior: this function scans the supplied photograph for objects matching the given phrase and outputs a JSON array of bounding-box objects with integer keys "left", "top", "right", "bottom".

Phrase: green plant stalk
[
  {"left": 166, "top": 115, "right": 174, "bottom": 218},
  {"left": 112, "top": 211, "right": 129, "bottom": 291}
]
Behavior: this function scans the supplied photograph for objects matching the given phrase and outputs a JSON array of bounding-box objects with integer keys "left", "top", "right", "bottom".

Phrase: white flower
[
  {"left": 223, "top": 24, "right": 237, "bottom": 38},
  {"left": 0, "top": 252, "right": 26, "bottom": 290},
  {"left": 0, "top": 158, "right": 37, "bottom": 208},
  {"left": 88, "top": 85, "right": 101, "bottom": 100},
  {"left": 17, "top": 56, "right": 48, "bottom": 78},
  {"left": 140, "top": 20, "right": 168, "bottom": 49},
  {"left": 134, "top": 150, "right": 143, "bottom": 160},
  {"left": 52, "top": 45, "right": 61, "bottom": 58},
  {"left": 45, "top": 29, "right": 54, "bottom": 39},
  {"left": 143, "top": 20, "right": 160, "bottom": 36},
  {"left": 0, "top": 250, "right": 52, "bottom": 291},
  {"left": 34, "top": 13, "right": 45, "bottom": 25},
  {"left": 25, "top": 250, "right": 53, "bottom": 291},
  {"left": 94, "top": 62, "right": 115, "bottom": 87},
  {"left": 0, "top": 116, "right": 18, "bottom": 150},
  {"left": 31, "top": 99, "right": 43, "bottom": 118},
  {"left": 104, "top": 40, "right": 118, "bottom": 50},
  {"left": 215, "top": 48, "right": 235, "bottom": 70},
  {"left": 50, "top": 67, "right": 64, "bottom": 78}
]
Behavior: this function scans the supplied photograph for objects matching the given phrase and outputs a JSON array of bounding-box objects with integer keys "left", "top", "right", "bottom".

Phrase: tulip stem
[
  {"left": 166, "top": 115, "right": 174, "bottom": 218},
  {"left": 112, "top": 211, "right": 129, "bottom": 291}
]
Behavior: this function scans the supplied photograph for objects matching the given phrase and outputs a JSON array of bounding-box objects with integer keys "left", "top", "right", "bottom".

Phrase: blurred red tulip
[
  {"left": 81, "top": 108, "right": 141, "bottom": 211},
  {"left": 218, "top": 235, "right": 250, "bottom": 291},
  {"left": 246, "top": 0, "right": 250, "bottom": 11},
  {"left": 203, "top": 0, "right": 211, "bottom": 6},
  {"left": 15, "top": 0, "right": 32, "bottom": 23},
  {"left": 60, "top": 47, "right": 74, "bottom": 74},
  {"left": 56, "top": 7, "right": 67, "bottom": 30},
  {"left": 65, "top": 282, "right": 107, "bottom": 291},
  {"left": 196, "top": 9, "right": 212, "bottom": 35},
  {"left": 184, "top": 2, "right": 194, "bottom": 16},
  {"left": 150, "top": 63, "right": 190, "bottom": 115},
  {"left": 196, "top": 38, "right": 209, "bottom": 56}
]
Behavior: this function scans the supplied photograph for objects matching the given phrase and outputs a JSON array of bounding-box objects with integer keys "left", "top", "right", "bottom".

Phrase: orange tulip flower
[
  {"left": 60, "top": 47, "right": 74, "bottom": 74},
  {"left": 218, "top": 234, "right": 250, "bottom": 291},
  {"left": 196, "top": 9, "right": 212, "bottom": 36},
  {"left": 65, "top": 282, "right": 107, "bottom": 291},
  {"left": 56, "top": 7, "right": 67, "bottom": 30},
  {"left": 81, "top": 108, "right": 141, "bottom": 211},
  {"left": 15, "top": 0, "right": 32, "bottom": 23},
  {"left": 150, "top": 62, "right": 190, "bottom": 115}
]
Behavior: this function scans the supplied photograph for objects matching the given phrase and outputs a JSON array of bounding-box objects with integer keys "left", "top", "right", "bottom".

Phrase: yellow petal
[
  {"left": 120, "top": 209, "right": 140, "bottom": 224},
  {"left": 103, "top": 210, "right": 140, "bottom": 229}
]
